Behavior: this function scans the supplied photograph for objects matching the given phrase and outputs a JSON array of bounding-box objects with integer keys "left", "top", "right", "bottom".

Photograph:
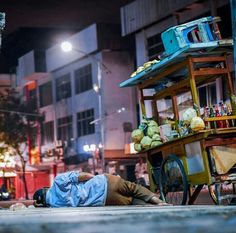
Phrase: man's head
[{"left": 33, "top": 187, "right": 49, "bottom": 207}]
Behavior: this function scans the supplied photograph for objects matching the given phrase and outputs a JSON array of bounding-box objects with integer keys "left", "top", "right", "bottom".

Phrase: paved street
[{"left": 0, "top": 205, "right": 236, "bottom": 233}]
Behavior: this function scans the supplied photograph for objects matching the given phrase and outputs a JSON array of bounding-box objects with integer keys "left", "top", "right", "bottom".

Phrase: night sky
[
  {"left": 0, "top": 0, "right": 132, "bottom": 35},
  {"left": 0, "top": 0, "right": 133, "bottom": 72}
]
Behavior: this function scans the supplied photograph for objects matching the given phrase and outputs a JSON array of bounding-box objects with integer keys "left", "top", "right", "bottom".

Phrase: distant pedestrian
[
  {"left": 135, "top": 158, "right": 149, "bottom": 187},
  {"left": 33, "top": 171, "right": 169, "bottom": 207}
]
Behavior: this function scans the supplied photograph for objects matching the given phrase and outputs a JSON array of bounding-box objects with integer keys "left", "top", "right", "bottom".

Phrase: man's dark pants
[{"left": 105, "top": 174, "right": 156, "bottom": 205}]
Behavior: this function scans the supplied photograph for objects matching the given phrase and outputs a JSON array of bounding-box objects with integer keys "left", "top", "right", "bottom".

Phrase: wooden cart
[{"left": 120, "top": 44, "right": 236, "bottom": 205}]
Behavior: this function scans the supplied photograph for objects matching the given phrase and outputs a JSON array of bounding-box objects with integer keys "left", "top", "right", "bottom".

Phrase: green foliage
[
  {"left": 0, "top": 89, "right": 39, "bottom": 153},
  {"left": 0, "top": 88, "right": 41, "bottom": 199}
]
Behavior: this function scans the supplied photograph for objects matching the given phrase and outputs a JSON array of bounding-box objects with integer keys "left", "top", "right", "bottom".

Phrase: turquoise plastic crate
[{"left": 161, "top": 16, "right": 221, "bottom": 56}]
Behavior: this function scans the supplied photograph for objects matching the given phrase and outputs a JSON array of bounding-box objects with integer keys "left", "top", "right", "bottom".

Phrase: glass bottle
[
  {"left": 209, "top": 105, "right": 216, "bottom": 129},
  {"left": 203, "top": 106, "right": 210, "bottom": 129},
  {"left": 226, "top": 103, "right": 234, "bottom": 127},
  {"left": 215, "top": 104, "right": 224, "bottom": 128}
]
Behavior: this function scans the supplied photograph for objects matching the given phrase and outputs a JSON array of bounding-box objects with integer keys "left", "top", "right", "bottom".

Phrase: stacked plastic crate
[{"left": 161, "top": 16, "right": 223, "bottom": 56}]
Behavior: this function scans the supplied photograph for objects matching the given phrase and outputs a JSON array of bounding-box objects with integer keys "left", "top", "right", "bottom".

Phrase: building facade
[{"left": 16, "top": 23, "right": 137, "bottom": 185}]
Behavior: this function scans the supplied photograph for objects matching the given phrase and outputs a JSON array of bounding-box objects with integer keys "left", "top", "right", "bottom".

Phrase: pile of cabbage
[{"left": 131, "top": 119, "right": 162, "bottom": 152}]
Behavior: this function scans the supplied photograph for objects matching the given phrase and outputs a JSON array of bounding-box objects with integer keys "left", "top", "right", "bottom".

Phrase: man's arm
[{"left": 78, "top": 172, "right": 95, "bottom": 182}]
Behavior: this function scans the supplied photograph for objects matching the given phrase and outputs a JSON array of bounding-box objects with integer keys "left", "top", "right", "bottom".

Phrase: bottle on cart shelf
[
  {"left": 203, "top": 106, "right": 210, "bottom": 129},
  {"left": 221, "top": 102, "right": 229, "bottom": 128},
  {"left": 226, "top": 103, "right": 235, "bottom": 127},
  {"left": 209, "top": 105, "right": 217, "bottom": 129},
  {"left": 215, "top": 104, "right": 224, "bottom": 128},
  {"left": 219, "top": 102, "right": 223, "bottom": 116}
]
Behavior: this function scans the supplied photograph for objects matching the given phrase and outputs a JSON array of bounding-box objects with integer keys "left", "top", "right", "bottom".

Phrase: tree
[{"left": 0, "top": 89, "right": 41, "bottom": 199}]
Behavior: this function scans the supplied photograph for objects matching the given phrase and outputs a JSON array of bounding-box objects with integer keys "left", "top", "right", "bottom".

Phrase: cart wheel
[
  {"left": 208, "top": 182, "right": 236, "bottom": 205},
  {"left": 159, "top": 155, "right": 188, "bottom": 205}
]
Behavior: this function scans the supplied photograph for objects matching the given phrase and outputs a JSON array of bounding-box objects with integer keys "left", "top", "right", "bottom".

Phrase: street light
[
  {"left": 61, "top": 41, "right": 107, "bottom": 172},
  {"left": 61, "top": 41, "right": 111, "bottom": 73},
  {"left": 61, "top": 41, "right": 73, "bottom": 52},
  {"left": 61, "top": 41, "right": 87, "bottom": 56}
]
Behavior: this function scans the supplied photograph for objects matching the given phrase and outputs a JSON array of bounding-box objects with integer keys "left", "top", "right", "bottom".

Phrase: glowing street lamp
[
  {"left": 61, "top": 41, "right": 73, "bottom": 52},
  {"left": 61, "top": 41, "right": 106, "bottom": 171},
  {"left": 60, "top": 41, "right": 114, "bottom": 173}
]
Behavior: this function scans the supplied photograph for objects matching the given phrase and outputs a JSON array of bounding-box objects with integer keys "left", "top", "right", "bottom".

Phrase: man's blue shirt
[{"left": 46, "top": 171, "right": 108, "bottom": 207}]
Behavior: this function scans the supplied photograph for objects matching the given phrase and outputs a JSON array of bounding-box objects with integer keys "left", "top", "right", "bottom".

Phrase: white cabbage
[
  {"left": 151, "top": 141, "right": 162, "bottom": 148},
  {"left": 140, "top": 136, "right": 152, "bottom": 149},
  {"left": 134, "top": 143, "right": 142, "bottom": 152},
  {"left": 131, "top": 129, "right": 144, "bottom": 143},
  {"left": 147, "top": 126, "right": 159, "bottom": 137},
  {"left": 152, "top": 134, "right": 161, "bottom": 141},
  {"left": 183, "top": 108, "right": 197, "bottom": 123},
  {"left": 190, "top": 116, "right": 205, "bottom": 132}
]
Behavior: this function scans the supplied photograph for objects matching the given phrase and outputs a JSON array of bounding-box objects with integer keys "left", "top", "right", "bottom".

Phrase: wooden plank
[
  {"left": 151, "top": 100, "right": 159, "bottom": 124},
  {"left": 192, "top": 68, "right": 228, "bottom": 76},
  {"left": 187, "top": 57, "right": 200, "bottom": 115},
  {"left": 153, "top": 79, "right": 189, "bottom": 100},
  {"left": 152, "top": 72, "right": 224, "bottom": 101},
  {"left": 205, "top": 137, "right": 236, "bottom": 147},
  {"left": 172, "top": 95, "right": 179, "bottom": 122},
  {"left": 138, "top": 60, "right": 188, "bottom": 89},
  {"left": 139, "top": 88, "right": 146, "bottom": 116},
  {"left": 147, "top": 131, "right": 211, "bottom": 157},
  {"left": 224, "top": 54, "right": 234, "bottom": 94},
  {"left": 191, "top": 56, "right": 226, "bottom": 63},
  {"left": 188, "top": 184, "right": 204, "bottom": 205},
  {"left": 205, "top": 115, "right": 236, "bottom": 121}
]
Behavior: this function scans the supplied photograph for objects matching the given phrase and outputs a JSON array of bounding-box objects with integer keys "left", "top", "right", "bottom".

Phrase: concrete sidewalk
[{"left": 0, "top": 205, "right": 236, "bottom": 233}]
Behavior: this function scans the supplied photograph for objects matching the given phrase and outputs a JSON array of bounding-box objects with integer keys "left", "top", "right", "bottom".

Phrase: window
[
  {"left": 57, "top": 116, "right": 73, "bottom": 142},
  {"left": 24, "top": 87, "right": 37, "bottom": 111},
  {"left": 198, "top": 82, "right": 217, "bottom": 107},
  {"left": 56, "top": 74, "right": 71, "bottom": 101},
  {"left": 74, "top": 64, "right": 92, "bottom": 94},
  {"left": 41, "top": 121, "right": 54, "bottom": 145},
  {"left": 39, "top": 82, "right": 53, "bottom": 107},
  {"left": 147, "top": 34, "right": 165, "bottom": 60},
  {"left": 29, "top": 89, "right": 37, "bottom": 110},
  {"left": 77, "top": 109, "right": 95, "bottom": 137}
]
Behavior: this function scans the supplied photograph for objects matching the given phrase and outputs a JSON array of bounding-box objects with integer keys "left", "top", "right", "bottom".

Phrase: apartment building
[{"left": 16, "top": 23, "right": 137, "bottom": 181}]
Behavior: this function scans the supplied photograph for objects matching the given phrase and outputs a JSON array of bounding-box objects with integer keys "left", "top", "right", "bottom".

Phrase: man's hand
[{"left": 78, "top": 172, "right": 95, "bottom": 182}]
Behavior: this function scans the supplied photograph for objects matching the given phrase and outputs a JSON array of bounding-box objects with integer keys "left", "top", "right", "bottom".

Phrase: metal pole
[
  {"left": 92, "top": 151, "right": 96, "bottom": 174},
  {"left": 97, "top": 61, "right": 105, "bottom": 172}
]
